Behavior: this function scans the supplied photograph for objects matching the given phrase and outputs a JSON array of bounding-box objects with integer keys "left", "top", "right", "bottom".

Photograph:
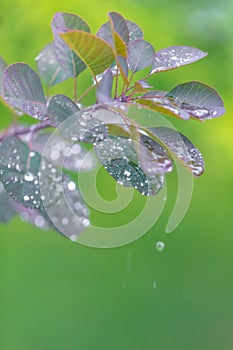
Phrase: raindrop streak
[{"left": 156, "top": 241, "right": 165, "bottom": 252}]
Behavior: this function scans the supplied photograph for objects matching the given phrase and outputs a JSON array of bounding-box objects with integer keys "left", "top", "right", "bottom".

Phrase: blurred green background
[{"left": 0, "top": 0, "right": 233, "bottom": 349}]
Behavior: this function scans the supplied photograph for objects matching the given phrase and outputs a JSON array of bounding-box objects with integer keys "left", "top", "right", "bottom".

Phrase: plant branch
[
  {"left": 0, "top": 121, "right": 51, "bottom": 142},
  {"left": 77, "top": 83, "right": 96, "bottom": 103}
]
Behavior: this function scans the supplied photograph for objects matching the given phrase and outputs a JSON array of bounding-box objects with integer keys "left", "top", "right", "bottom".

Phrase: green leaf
[
  {"left": 36, "top": 43, "right": 69, "bottom": 87},
  {"left": 166, "top": 81, "right": 225, "bottom": 120},
  {"left": 51, "top": 12, "right": 90, "bottom": 78},
  {"left": 3, "top": 63, "right": 47, "bottom": 120},
  {"left": 60, "top": 30, "right": 115, "bottom": 78},
  {"left": 133, "top": 80, "right": 153, "bottom": 94},
  {"left": 0, "top": 137, "right": 43, "bottom": 208}
]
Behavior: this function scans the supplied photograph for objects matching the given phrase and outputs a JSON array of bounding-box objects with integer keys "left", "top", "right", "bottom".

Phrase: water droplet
[
  {"left": 82, "top": 218, "right": 90, "bottom": 227},
  {"left": 70, "top": 144, "right": 81, "bottom": 155},
  {"left": 62, "top": 217, "right": 69, "bottom": 226},
  {"left": 70, "top": 234, "right": 77, "bottom": 242},
  {"left": 67, "top": 181, "right": 76, "bottom": 191},
  {"left": 35, "top": 216, "right": 46, "bottom": 228},
  {"left": 156, "top": 241, "right": 165, "bottom": 252},
  {"left": 23, "top": 195, "right": 30, "bottom": 201},
  {"left": 24, "top": 172, "right": 34, "bottom": 182},
  {"left": 50, "top": 149, "right": 60, "bottom": 161}
]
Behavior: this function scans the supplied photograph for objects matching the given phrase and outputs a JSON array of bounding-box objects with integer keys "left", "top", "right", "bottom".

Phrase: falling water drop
[{"left": 156, "top": 241, "right": 165, "bottom": 252}]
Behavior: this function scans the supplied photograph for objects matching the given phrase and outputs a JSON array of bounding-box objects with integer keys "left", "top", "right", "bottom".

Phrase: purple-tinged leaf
[
  {"left": 0, "top": 182, "right": 17, "bottom": 222},
  {"left": 95, "top": 136, "right": 164, "bottom": 196},
  {"left": 128, "top": 39, "right": 154, "bottom": 72},
  {"left": 97, "top": 69, "right": 113, "bottom": 103},
  {"left": 149, "top": 127, "right": 204, "bottom": 176},
  {"left": 136, "top": 91, "right": 190, "bottom": 120},
  {"left": 47, "top": 94, "right": 80, "bottom": 127},
  {"left": 58, "top": 108, "right": 108, "bottom": 144},
  {"left": 36, "top": 42, "right": 69, "bottom": 87},
  {"left": 97, "top": 16, "right": 129, "bottom": 83},
  {"left": 108, "top": 12, "right": 129, "bottom": 47},
  {"left": 126, "top": 20, "right": 144, "bottom": 42},
  {"left": 117, "top": 56, "right": 129, "bottom": 78},
  {"left": 166, "top": 81, "right": 225, "bottom": 120},
  {"left": 51, "top": 12, "right": 90, "bottom": 77},
  {"left": 60, "top": 31, "right": 115, "bottom": 77},
  {"left": 3, "top": 63, "right": 47, "bottom": 120},
  {"left": 107, "top": 13, "right": 130, "bottom": 83},
  {"left": 138, "top": 133, "right": 173, "bottom": 175},
  {"left": 0, "top": 57, "right": 7, "bottom": 97},
  {"left": 151, "top": 46, "right": 208, "bottom": 74},
  {"left": 39, "top": 169, "right": 90, "bottom": 240},
  {"left": 0, "top": 137, "right": 43, "bottom": 208},
  {"left": 14, "top": 202, "right": 50, "bottom": 230},
  {"left": 26, "top": 132, "right": 96, "bottom": 172},
  {"left": 96, "top": 22, "right": 113, "bottom": 46}
]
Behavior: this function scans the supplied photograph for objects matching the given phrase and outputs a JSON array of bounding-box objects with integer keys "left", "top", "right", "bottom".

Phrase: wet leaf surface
[
  {"left": 0, "top": 137, "right": 42, "bottom": 208},
  {"left": 39, "top": 164, "right": 90, "bottom": 239},
  {"left": 151, "top": 46, "right": 208, "bottom": 73},
  {"left": 138, "top": 133, "right": 173, "bottom": 175},
  {"left": 126, "top": 20, "right": 143, "bottom": 42},
  {"left": 95, "top": 136, "right": 164, "bottom": 196},
  {"left": 29, "top": 132, "right": 96, "bottom": 172},
  {"left": 3, "top": 63, "right": 47, "bottom": 119},
  {"left": 149, "top": 127, "right": 204, "bottom": 176},
  {"left": 166, "top": 81, "right": 225, "bottom": 120},
  {"left": 47, "top": 94, "right": 80, "bottom": 127}
]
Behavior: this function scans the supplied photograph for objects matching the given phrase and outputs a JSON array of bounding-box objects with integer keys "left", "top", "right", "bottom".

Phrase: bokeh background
[{"left": 0, "top": 0, "right": 233, "bottom": 349}]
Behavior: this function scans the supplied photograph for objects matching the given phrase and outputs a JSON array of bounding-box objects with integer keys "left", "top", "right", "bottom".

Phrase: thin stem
[
  {"left": 122, "top": 71, "right": 134, "bottom": 96},
  {"left": 128, "top": 71, "right": 135, "bottom": 87},
  {"left": 77, "top": 84, "right": 96, "bottom": 103},
  {"left": 74, "top": 77, "right": 77, "bottom": 102},
  {"left": 114, "top": 67, "right": 119, "bottom": 99},
  {"left": 0, "top": 121, "right": 51, "bottom": 142}
]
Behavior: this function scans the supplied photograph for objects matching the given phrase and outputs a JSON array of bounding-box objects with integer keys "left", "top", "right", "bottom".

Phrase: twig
[{"left": 0, "top": 121, "right": 51, "bottom": 142}]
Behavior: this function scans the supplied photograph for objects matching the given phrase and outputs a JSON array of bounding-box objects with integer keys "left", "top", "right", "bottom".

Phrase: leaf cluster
[{"left": 0, "top": 12, "right": 225, "bottom": 240}]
